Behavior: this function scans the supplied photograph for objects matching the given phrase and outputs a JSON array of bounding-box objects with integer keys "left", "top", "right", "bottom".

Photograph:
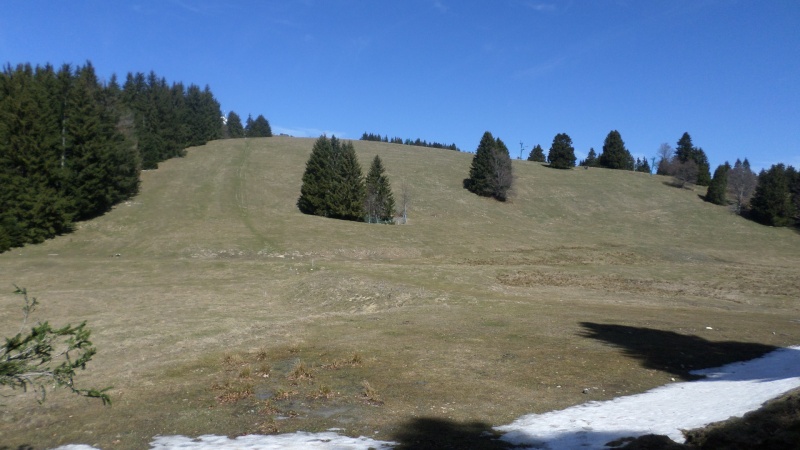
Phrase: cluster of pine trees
[
  {"left": 360, "top": 132, "right": 459, "bottom": 152},
  {"left": 222, "top": 111, "right": 272, "bottom": 139},
  {"left": 298, "top": 136, "right": 394, "bottom": 223},
  {"left": 706, "top": 158, "right": 799, "bottom": 227},
  {"left": 0, "top": 62, "right": 223, "bottom": 252},
  {"left": 655, "top": 133, "right": 712, "bottom": 186},
  {"left": 525, "top": 128, "right": 797, "bottom": 228}
]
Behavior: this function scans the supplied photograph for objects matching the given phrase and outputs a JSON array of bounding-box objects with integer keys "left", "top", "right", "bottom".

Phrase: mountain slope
[{"left": 1, "top": 137, "right": 798, "bottom": 449}]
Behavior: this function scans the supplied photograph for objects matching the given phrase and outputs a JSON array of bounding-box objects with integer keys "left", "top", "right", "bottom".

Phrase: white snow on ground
[
  {"left": 53, "top": 346, "right": 800, "bottom": 450},
  {"left": 496, "top": 345, "right": 800, "bottom": 449},
  {"left": 53, "top": 431, "right": 396, "bottom": 450}
]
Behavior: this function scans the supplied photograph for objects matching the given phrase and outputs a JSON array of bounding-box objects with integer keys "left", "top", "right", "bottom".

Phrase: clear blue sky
[{"left": 2, "top": 1, "right": 798, "bottom": 171}]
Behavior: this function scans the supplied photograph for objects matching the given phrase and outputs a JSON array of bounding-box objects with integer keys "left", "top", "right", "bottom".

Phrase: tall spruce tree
[
  {"left": 599, "top": 130, "right": 634, "bottom": 170},
  {"left": 330, "top": 139, "right": 365, "bottom": 220},
  {"left": 297, "top": 136, "right": 364, "bottom": 221},
  {"left": 527, "top": 144, "right": 546, "bottom": 162},
  {"left": 298, "top": 135, "right": 336, "bottom": 217},
  {"left": 464, "top": 131, "right": 513, "bottom": 201},
  {"left": 705, "top": 163, "right": 731, "bottom": 205},
  {"left": 750, "top": 164, "right": 796, "bottom": 226},
  {"left": 675, "top": 132, "right": 711, "bottom": 186},
  {"left": 226, "top": 111, "right": 245, "bottom": 138},
  {"left": 365, "top": 155, "right": 395, "bottom": 223},
  {"left": 547, "top": 133, "right": 576, "bottom": 169}
]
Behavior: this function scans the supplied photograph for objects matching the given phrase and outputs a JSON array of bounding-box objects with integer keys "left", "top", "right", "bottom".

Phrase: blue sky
[{"left": 2, "top": 1, "right": 798, "bottom": 171}]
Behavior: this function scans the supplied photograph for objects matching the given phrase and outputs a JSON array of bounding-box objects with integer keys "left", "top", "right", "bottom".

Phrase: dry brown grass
[{"left": 1, "top": 137, "right": 799, "bottom": 449}]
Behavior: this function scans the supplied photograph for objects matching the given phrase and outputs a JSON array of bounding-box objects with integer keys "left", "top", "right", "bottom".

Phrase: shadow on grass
[
  {"left": 390, "top": 417, "right": 516, "bottom": 450},
  {"left": 0, "top": 446, "right": 34, "bottom": 450},
  {"left": 579, "top": 322, "right": 779, "bottom": 380}
]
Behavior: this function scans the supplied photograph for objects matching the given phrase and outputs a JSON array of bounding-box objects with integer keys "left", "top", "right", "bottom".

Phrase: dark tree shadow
[
  {"left": 391, "top": 417, "right": 517, "bottom": 449},
  {"left": 0, "top": 446, "right": 35, "bottom": 450},
  {"left": 579, "top": 322, "right": 779, "bottom": 380}
]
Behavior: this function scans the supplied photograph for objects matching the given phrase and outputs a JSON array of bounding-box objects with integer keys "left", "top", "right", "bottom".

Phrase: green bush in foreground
[{"left": 0, "top": 286, "right": 110, "bottom": 405}]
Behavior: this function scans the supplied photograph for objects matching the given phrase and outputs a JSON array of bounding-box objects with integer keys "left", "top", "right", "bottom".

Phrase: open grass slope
[{"left": 1, "top": 136, "right": 799, "bottom": 449}]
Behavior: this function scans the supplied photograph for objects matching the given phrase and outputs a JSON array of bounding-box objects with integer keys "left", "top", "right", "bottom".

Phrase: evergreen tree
[
  {"left": 226, "top": 111, "right": 245, "bottom": 138},
  {"left": 464, "top": 131, "right": 513, "bottom": 201},
  {"left": 1, "top": 62, "right": 222, "bottom": 251},
  {"left": 674, "top": 132, "right": 710, "bottom": 186},
  {"left": 598, "top": 130, "right": 634, "bottom": 170},
  {"left": 183, "top": 84, "right": 222, "bottom": 146},
  {"left": 705, "top": 163, "right": 731, "bottom": 205},
  {"left": 364, "top": 155, "right": 395, "bottom": 223},
  {"left": 675, "top": 132, "right": 695, "bottom": 163},
  {"left": 329, "top": 139, "right": 365, "bottom": 220},
  {"left": 246, "top": 114, "right": 272, "bottom": 138},
  {"left": 297, "top": 136, "right": 364, "bottom": 221},
  {"left": 0, "top": 63, "right": 73, "bottom": 248},
  {"left": 547, "top": 133, "right": 576, "bottom": 169},
  {"left": 750, "top": 164, "right": 795, "bottom": 226},
  {"left": 579, "top": 148, "right": 598, "bottom": 167},
  {"left": 693, "top": 148, "right": 711, "bottom": 186},
  {"left": 787, "top": 166, "right": 800, "bottom": 222},
  {"left": 635, "top": 158, "right": 652, "bottom": 173},
  {"left": 64, "top": 63, "right": 139, "bottom": 219},
  {"left": 298, "top": 135, "right": 336, "bottom": 217},
  {"left": 527, "top": 144, "right": 546, "bottom": 162}
]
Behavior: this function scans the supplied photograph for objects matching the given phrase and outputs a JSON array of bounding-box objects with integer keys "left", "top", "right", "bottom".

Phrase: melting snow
[{"left": 53, "top": 346, "right": 800, "bottom": 450}]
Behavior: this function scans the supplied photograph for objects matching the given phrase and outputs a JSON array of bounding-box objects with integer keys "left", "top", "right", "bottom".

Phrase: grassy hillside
[{"left": 2, "top": 136, "right": 799, "bottom": 449}]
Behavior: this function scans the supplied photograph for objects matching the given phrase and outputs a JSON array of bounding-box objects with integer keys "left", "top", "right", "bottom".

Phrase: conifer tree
[
  {"left": 634, "top": 157, "right": 652, "bottom": 173},
  {"left": 331, "top": 139, "right": 366, "bottom": 221},
  {"left": 674, "top": 132, "right": 711, "bottom": 186},
  {"left": 580, "top": 148, "right": 598, "bottom": 167},
  {"left": 527, "top": 144, "right": 546, "bottom": 162},
  {"left": 750, "top": 164, "right": 796, "bottom": 226},
  {"left": 599, "top": 130, "right": 634, "bottom": 170},
  {"left": 675, "top": 132, "right": 695, "bottom": 164},
  {"left": 298, "top": 136, "right": 365, "bottom": 221},
  {"left": 298, "top": 135, "right": 336, "bottom": 217},
  {"left": 705, "top": 163, "right": 731, "bottom": 205},
  {"left": 64, "top": 63, "right": 139, "bottom": 219},
  {"left": 246, "top": 114, "right": 272, "bottom": 138},
  {"left": 464, "top": 131, "right": 513, "bottom": 201},
  {"left": 0, "top": 63, "right": 73, "bottom": 248},
  {"left": 226, "top": 111, "right": 245, "bottom": 138},
  {"left": 365, "top": 155, "right": 395, "bottom": 223},
  {"left": 547, "top": 133, "right": 576, "bottom": 169}
]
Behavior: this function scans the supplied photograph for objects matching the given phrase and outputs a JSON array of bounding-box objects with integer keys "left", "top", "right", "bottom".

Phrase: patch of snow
[
  {"left": 496, "top": 345, "right": 800, "bottom": 449},
  {"left": 53, "top": 431, "right": 396, "bottom": 450},
  {"left": 148, "top": 432, "right": 396, "bottom": 449},
  {"left": 51, "top": 346, "right": 800, "bottom": 450}
]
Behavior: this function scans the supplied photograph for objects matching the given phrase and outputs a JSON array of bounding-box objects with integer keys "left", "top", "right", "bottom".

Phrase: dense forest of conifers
[
  {"left": 360, "top": 132, "right": 460, "bottom": 152},
  {"left": 0, "top": 62, "right": 223, "bottom": 252}
]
